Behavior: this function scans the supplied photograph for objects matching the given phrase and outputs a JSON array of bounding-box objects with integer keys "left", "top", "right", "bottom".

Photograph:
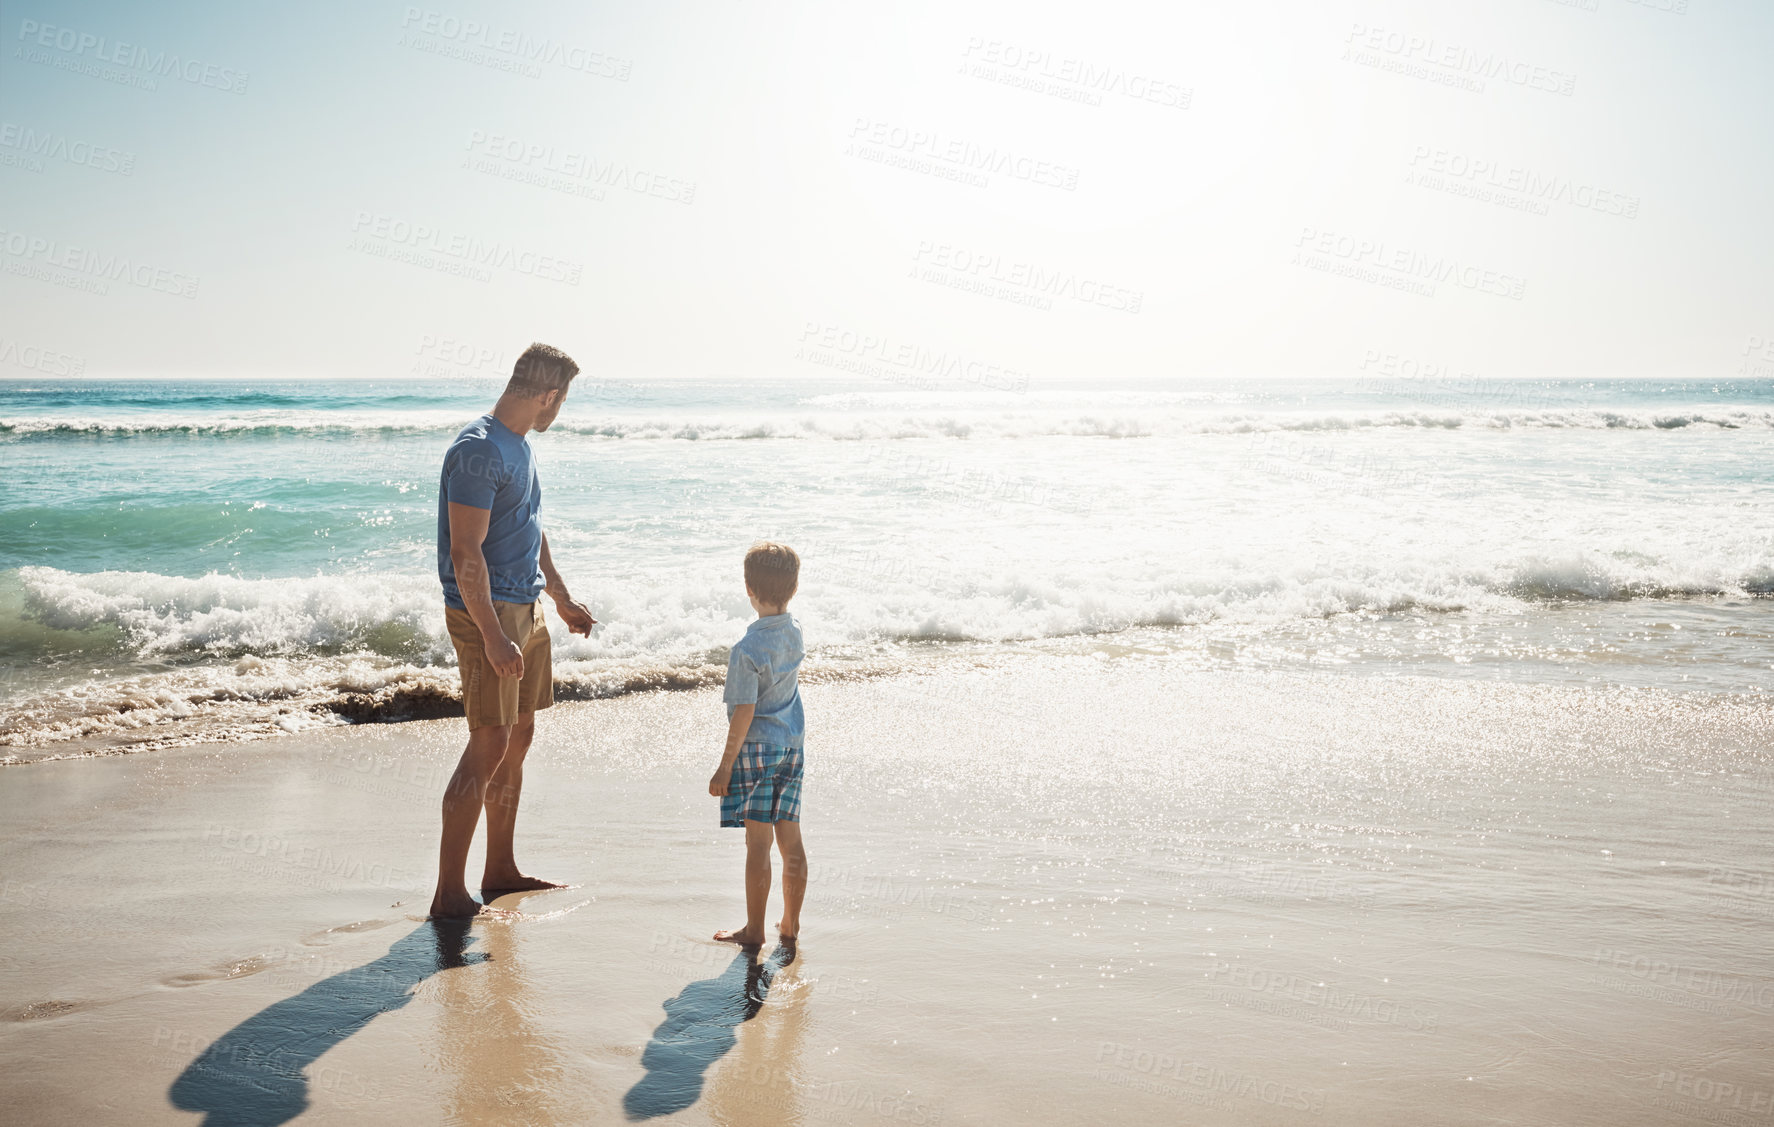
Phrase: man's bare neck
[{"left": 491, "top": 395, "right": 537, "bottom": 436}]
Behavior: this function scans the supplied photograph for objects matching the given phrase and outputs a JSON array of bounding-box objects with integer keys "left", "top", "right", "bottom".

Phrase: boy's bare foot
[
  {"left": 776, "top": 919, "right": 799, "bottom": 941},
  {"left": 479, "top": 873, "right": 566, "bottom": 897},
  {"left": 714, "top": 925, "right": 766, "bottom": 946}
]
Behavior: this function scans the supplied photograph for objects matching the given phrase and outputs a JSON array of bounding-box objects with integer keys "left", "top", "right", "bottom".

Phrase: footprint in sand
[
  {"left": 160, "top": 955, "right": 282, "bottom": 989},
  {"left": 299, "top": 917, "right": 401, "bottom": 945},
  {"left": 160, "top": 917, "right": 403, "bottom": 989}
]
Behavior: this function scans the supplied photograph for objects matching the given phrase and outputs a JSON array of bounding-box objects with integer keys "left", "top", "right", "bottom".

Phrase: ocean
[{"left": 2, "top": 374, "right": 1771, "bottom": 761}]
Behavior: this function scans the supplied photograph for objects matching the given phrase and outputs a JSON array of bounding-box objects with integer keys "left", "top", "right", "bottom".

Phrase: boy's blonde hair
[{"left": 744, "top": 542, "right": 799, "bottom": 607}]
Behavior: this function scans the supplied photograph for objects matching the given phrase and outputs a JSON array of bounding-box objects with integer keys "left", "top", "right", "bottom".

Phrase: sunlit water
[{"left": 1, "top": 375, "right": 1771, "bottom": 757}]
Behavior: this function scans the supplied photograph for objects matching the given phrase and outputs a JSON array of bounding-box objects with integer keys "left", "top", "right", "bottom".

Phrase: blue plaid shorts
[{"left": 719, "top": 743, "right": 804, "bottom": 827}]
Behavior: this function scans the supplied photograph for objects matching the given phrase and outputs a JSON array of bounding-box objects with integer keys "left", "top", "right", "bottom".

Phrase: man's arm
[
  {"left": 540, "top": 530, "right": 596, "bottom": 636},
  {"left": 708, "top": 704, "right": 756, "bottom": 796},
  {"left": 449, "top": 501, "right": 523, "bottom": 679}
]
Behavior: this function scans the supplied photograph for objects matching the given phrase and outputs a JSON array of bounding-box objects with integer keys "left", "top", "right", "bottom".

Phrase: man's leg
[
  {"left": 481, "top": 712, "right": 564, "bottom": 893},
  {"left": 714, "top": 820, "right": 775, "bottom": 945},
  {"left": 773, "top": 820, "right": 806, "bottom": 940},
  {"left": 429, "top": 724, "right": 511, "bottom": 918}
]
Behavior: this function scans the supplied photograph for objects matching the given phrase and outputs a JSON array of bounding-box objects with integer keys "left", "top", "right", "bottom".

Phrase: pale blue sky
[{"left": 2, "top": 0, "right": 1771, "bottom": 382}]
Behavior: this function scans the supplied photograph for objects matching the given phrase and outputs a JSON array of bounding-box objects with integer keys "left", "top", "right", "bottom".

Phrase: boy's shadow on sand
[
  {"left": 168, "top": 920, "right": 482, "bottom": 1127},
  {"left": 623, "top": 942, "right": 796, "bottom": 1120}
]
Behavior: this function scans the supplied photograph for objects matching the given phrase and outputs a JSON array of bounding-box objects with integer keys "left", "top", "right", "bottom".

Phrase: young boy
[{"left": 708, "top": 542, "right": 807, "bottom": 946}]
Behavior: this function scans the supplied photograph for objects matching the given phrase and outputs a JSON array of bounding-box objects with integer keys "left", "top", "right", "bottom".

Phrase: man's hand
[
  {"left": 485, "top": 634, "right": 524, "bottom": 679},
  {"left": 552, "top": 594, "right": 597, "bottom": 637},
  {"left": 708, "top": 766, "right": 730, "bottom": 797},
  {"left": 539, "top": 533, "right": 595, "bottom": 636}
]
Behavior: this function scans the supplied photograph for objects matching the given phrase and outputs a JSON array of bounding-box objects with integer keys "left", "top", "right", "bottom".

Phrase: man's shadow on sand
[
  {"left": 623, "top": 942, "right": 796, "bottom": 1120},
  {"left": 168, "top": 920, "right": 481, "bottom": 1127}
]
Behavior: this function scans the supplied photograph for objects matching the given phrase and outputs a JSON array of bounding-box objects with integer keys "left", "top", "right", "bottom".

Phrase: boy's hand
[{"left": 711, "top": 703, "right": 751, "bottom": 797}]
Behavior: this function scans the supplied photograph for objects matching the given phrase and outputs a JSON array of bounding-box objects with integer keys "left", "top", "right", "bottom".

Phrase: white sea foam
[
  {"left": 16, "top": 567, "right": 449, "bottom": 660},
  {"left": 6, "top": 374, "right": 1773, "bottom": 756},
  {"left": 10, "top": 545, "right": 1770, "bottom": 672},
  {"left": 5, "top": 546, "right": 1771, "bottom": 757}
]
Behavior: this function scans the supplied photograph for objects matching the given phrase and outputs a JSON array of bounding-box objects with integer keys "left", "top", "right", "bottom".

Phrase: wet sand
[{"left": 3, "top": 660, "right": 1772, "bottom": 1125}]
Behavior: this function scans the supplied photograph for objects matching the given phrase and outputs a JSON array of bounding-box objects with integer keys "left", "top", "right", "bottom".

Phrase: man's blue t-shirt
[{"left": 437, "top": 414, "right": 544, "bottom": 609}]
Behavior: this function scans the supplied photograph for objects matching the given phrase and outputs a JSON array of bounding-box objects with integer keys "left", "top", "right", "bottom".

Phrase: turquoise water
[{"left": 2, "top": 375, "right": 1771, "bottom": 756}]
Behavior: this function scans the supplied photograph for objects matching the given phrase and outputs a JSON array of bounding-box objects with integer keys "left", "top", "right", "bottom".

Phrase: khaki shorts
[{"left": 445, "top": 600, "right": 554, "bottom": 730}]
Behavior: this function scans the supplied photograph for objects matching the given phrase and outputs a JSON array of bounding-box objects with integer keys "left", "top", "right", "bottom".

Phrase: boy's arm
[{"left": 708, "top": 704, "right": 755, "bottom": 796}]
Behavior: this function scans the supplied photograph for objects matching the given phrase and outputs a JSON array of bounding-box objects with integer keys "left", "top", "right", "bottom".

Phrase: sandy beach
[
  {"left": 4, "top": 659, "right": 1771, "bottom": 1125},
  {"left": 8, "top": 0, "right": 1774, "bottom": 1117}
]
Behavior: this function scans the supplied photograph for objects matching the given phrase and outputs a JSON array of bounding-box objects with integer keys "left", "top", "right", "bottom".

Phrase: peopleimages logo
[
  {"left": 0, "top": 122, "right": 135, "bottom": 174},
  {"left": 399, "top": 7, "right": 631, "bottom": 80},
  {"left": 14, "top": 19, "right": 249, "bottom": 94},
  {"left": 0, "top": 337, "right": 86, "bottom": 376},
  {"left": 200, "top": 825, "right": 423, "bottom": 894},
  {"left": 1205, "top": 962, "right": 1439, "bottom": 1033},
  {"left": 1406, "top": 145, "right": 1639, "bottom": 218},
  {"left": 1094, "top": 1043, "right": 1326, "bottom": 1114},
  {"left": 1742, "top": 336, "right": 1774, "bottom": 378},
  {"left": 414, "top": 334, "right": 507, "bottom": 376},
  {"left": 350, "top": 212, "right": 584, "bottom": 286},
  {"left": 797, "top": 321, "right": 1032, "bottom": 393},
  {"left": 1591, "top": 947, "right": 1774, "bottom": 1010},
  {"left": 0, "top": 229, "right": 200, "bottom": 298},
  {"left": 911, "top": 241, "right": 1144, "bottom": 314},
  {"left": 1293, "top": 227, "right": 1526, "bottom": 301},
  {"left": 959, "top": 38, "right": 1192, "bottom": 110},
  {"left": 1652, "top": 1071, "right": 1774, "bottom": 1115},
  {"left": 1342, "top": 22, "right": 1575, "bottom": 96},
  {"left": 464, "top": 131, "right": 696, "bottom": 204},
  {"left": 847, "top": 118, "right": 1080, "bottom": 191}
]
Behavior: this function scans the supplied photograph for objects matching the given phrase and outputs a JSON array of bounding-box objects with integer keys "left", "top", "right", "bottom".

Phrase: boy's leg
[
  {"left": 714, "top": 820, "right": 776, "bottom": 945},
  {"left": 480, "top": 712, "right": 564, "bottom": 894},
  {"left": 773, "top": 820, "right": 806, "bottom": 940},
  {"left": 430, "top": 723, "right": 511, "bottom": 918}
]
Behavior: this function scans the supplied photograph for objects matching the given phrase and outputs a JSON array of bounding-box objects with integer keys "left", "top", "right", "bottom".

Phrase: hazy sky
[{"left": 3, "top": 0, "right": 1771, "bottom": 383}]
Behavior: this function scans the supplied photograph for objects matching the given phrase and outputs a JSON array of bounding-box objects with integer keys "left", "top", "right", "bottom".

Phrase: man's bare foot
[
  {"left": 429, "top": 890, "right": 497, "bottom": 919},
  {"left": 776, "top": 919, "right": 800, "bottom": 941},
  {"left": 714, "top": 925, "right": 766, "bottom": 946},
  {"left": 479, "top": 874, "right": 567, "bottom": 896}
]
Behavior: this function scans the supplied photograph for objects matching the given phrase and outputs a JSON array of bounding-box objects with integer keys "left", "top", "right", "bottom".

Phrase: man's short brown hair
[
  {"left": 744, "top": 542, "right": 799, "bottom": 607},
  {"left": 506, "top": 342, "right": 579, "bottom": 398}
]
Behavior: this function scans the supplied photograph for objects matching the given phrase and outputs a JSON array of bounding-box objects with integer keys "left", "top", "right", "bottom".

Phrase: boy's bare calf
[{"left": 715, "top": 819, "right": 807, "bottom": 945}]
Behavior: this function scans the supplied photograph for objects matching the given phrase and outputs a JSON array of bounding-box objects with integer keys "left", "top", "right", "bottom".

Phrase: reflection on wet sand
[
  {"left": 709, "top": 948, "right": 807, "bottom": 1127},
  {"left": 624, "top": 943, "right": 800, "bottom": 1120},
  {"left": 169, "top": 921, "right": 480, "bottom": 1127},
  {"left": 431, "top": 891, "right": 572, "bottom": 1124}
]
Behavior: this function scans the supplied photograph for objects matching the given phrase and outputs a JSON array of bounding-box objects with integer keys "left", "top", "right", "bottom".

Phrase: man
[{"left": 430, "top": 342, "right": 596, "bottom": 919}]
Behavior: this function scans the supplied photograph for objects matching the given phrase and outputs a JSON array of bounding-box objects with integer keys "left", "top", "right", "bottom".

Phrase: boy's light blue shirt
[{"left": 723, "top": 614, "right": 804, "bottom": 749}]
